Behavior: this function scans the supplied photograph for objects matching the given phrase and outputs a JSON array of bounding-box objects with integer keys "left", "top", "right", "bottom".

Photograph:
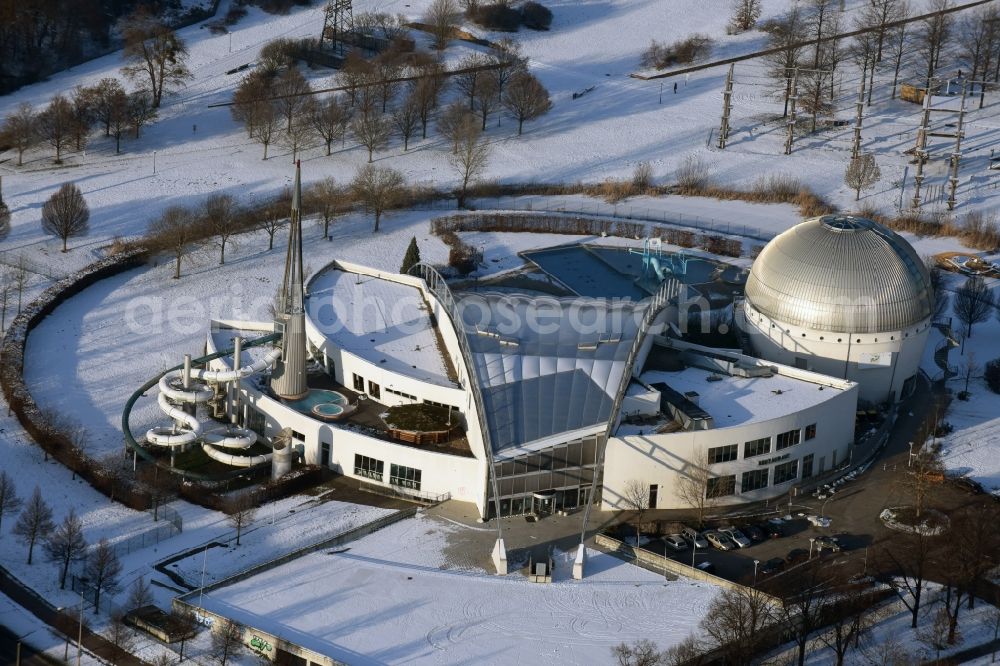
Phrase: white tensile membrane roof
[{"left": 458, "top": 293, "right": 646, "bottom": 458}]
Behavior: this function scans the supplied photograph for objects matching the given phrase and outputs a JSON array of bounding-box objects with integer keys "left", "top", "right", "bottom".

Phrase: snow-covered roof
[
  {"left": 307, "top": 268, "right": 455, "bottom": 387},
  {"left": 458, "top": 293, "right": 646, "bottom": 456},
  {"left": 639, "top": 365, "right": 845, "bottom": 429}
]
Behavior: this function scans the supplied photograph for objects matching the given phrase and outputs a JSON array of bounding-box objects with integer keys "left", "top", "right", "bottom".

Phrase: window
[
  {"left": 805, "top": 423, "right": 817, "bottom": 441},
  {"left": 802, "top": 454, "right": 814, "bottom": 479},
  {"left": 390, "top": 464, "right": 422, "bottom": 490},
  {"left": 353, "top": 373, "right": 364, "bottom": 392},
  {"left": 741, "top": 468, "right": 769, "bottom": 492},
  {"left": 707, "top": 475, "right": 736, "bottom": 498},
  {"left": 320, "top": 441, "right": 330, "bottom": 467},
  {"left": 648, "top": 485, "right": 658, "bottom": 509},
  {"left": 386, "top": 387, "right": 417, "bottom": 400},
  {"left": 368, "top": 381, "right": 381, "bottom": 400},
  {"left": 744, "top": 437, "right": 771, "bottom": 458},
  {"left": 291, "top": 430, "right": 304, "bottom": 441},
  {"left": 354, "top": 454, "right": 383, "bottom": 481},
  {"left": 776, "top": 428, "right": 801, "bottom": 451},
  {"left": 708, "top": 444, "right": 738, "bottom": 464},
  {"left": 773, "top": 460, "right": 799, "bottom": 485}
]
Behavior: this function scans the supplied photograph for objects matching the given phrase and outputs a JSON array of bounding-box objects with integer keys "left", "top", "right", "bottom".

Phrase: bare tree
[
  {"left": 226, "top": 493, "right": 257, "bottom": 546},
  {"left": 818, "top": 582, "right": 877, "bottom": 666},
  {"left": 611, "top": 639, "right": 664, "bottom": 666},
  {"left": 699, "top": 585, "right": 774, "bottom": 666},
  {"left": 450, "top": 125, "right": 490, "bottom": 208},
  {"left": 917, "top": 0, "right": 953, "bottom": 89},
  {"left": 474, "top": 74, "right": 501, "bottom": 130},
  {"left": 2, "top": 103, "right": 38, "bottom": 166},
  {"left": 121, "top": 7, "right": 191, "bottom": 107},
  {"left": 69, "top": 86, "right": 94, "bottom": 153},
  {"left": 954, "top": 276, "right": 993, "bottom": 342},
  {"left": 211, "top": 618, "right": 244, "bottom": 666},
  {"left": 777, "top": 562, "right": 832, "bottom": 666},
  {"left": 107, "top": 612, "right": 137, "bottom": 665},
  {"left": 85, "top": 538, "right": 122, "bottom": 614},
  {"left": 204, "top": 193, "right": 238, "bottom": 265},
  {"left": 44, "top": 509, "right": 88, "bottom": 589},
  {"left": 502, "top": 71, "right": 552, "bottom": 135},
  {"left": 274, "top": 67, "right": 312, "bottom": 133},
  {"left": 91, "top": 78, "right": 127, "bottom": 137},
  {"left": 255, "top": 198, "right": 287, "bottom": 250},
  {"left": 351, "top": 164, "right": 405, "bottom": 232},
  {"left": 14, "top": 487, "right": 55, "bottom": 565},
  {"left": 961, "top": 7, "right": 1000, "bottom": 107},
  {"left": 438, "top": 101, "right": 479, "bottom": 154},
  {"left": 729, "top": 0, "right": 762, "bottom": 33},
  {"left": 126, "top": 576, "right": 153, "bottom": 610},
  {"left": 42, "top": 183, "right": 90, "bottom": 252},
  {"left": 169, "top": 606, "right": 199, "bottom": 662},
  {"left": 411, "top": 63, "right": 446, "bottom": 139},
  {"left": 232, "top": 70, "right": 273, "bottom": 138},
  {"left": 619, "top": 479, "right": 650, "bottom": 547},
  {"left": 251, "top": 101, "right": 280, "bottom": 160},
  {"left": 148, "top": 206, "right": 198, "bottom": 279},
  {"left": 38, "top": 95, "right": 74, "bottom": 163},
  {"left": 0, "top": 470, "right": 22, "bottom": 531},
  {"left": 310, "top": 95, "right": 351, "bottom": 155},
  {"left": 392, "top": 96, "right": 421, "bottom": 151},
  {"left": 374, "top": 52, "right": 404, "bottom": 113},
  {"left": 844, "top": 154, "right": 881, "bottom": 200},
  {"left": 455, "top": 52, "right": 491, "bottom": 110},
  {"left": 311, "top": 177, "right": 341, "bottom": 239},
  {"left": 490, "top": 38, "right": 527, "bottom": 99},
  {"left": 924, "top": 256, "right": 950, "bottom": 319},
  {"left": 675, "top": 451, "right": 721, "bottom": 528},
  {"left": 885, "top": 3, "right": 912, "bottom": 100},
  {"left": 282, "top": 112, "right": 315, "bottom": 164},
  {"left": 425, "top": 0, "right": 460, "bottom": 50},
  {"left": 881, "top": 528, "right": 940, "bottom": 628},
  {"left": 107, "top": 87, "right": 130, "bottom": 153},
  {"left": 762, "top": 6, "right": 807, "bottom": 116},
  {"left": 351, "top": 107, "right": 391, "bottom": 162},
  {"left": 126, "top": 89, "right": 157, "bottom": 139}
]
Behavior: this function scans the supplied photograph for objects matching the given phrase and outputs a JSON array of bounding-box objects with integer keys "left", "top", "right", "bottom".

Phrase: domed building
[{"left": 738, "top": 215, "right": 934, "bottom": 405}]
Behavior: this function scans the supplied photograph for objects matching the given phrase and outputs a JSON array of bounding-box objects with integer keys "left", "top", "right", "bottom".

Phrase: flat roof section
[
  {"left": 307, "top": 269, "right": 456, "bottom": 388},
  {"left": 639, "top": 366, "right": 845, "bottom": 429}
]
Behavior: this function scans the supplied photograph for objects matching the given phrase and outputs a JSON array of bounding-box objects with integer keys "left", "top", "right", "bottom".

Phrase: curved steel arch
[{"left": 408, "top": 262, "right": 505, "bottom": 542}]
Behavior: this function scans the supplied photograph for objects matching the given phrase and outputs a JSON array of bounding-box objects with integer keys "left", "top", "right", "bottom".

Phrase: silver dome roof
[{"left": 744, "top": 215, "right": 933, "bottom": 334}]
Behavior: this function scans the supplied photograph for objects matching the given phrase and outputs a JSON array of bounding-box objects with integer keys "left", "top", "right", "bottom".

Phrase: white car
[
  {"left": 720, "top": 527, "right": 751, "bottom": 548},
  {"left": 663, "top": 534, "right": 688, "bottom": 551}
]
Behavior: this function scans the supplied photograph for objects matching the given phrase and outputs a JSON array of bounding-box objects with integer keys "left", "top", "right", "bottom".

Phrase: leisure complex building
[{"left": 126, "top": 165, "right": 935, "bottom": 550}]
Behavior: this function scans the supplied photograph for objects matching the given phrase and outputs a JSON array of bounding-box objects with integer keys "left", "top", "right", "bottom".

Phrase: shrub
[
  {"left": 599, "top": 178, "right": 636, "bottom": 203},
  {"left": 674, "top": 155, "right": 712, "bottom": 193},
  {"left": 225, "top": 6, "right": 248, "bottom": 24},
  {"left": 640, "top": 35, "right": 713, "bottom": 69},
  {"left": 521, "top": 2, "right": 553, "bottom": 30},
  {"left": 985, "top": 358, "right": 1000, "bottom": 394},
  {"left": 632, "top": 161, "right": 654, "bottom": 193},
  {"left": 470, "top": 3, "right": 522, "bottom": 30}
]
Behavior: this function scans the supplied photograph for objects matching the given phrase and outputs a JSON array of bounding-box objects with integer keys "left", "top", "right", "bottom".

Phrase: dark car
[
  {"left": 742, "top": 524, "right": 765, "bottom": 542},
  {"left": 814, "top": 536, "right": 842, "bottom": 553},
  {"left": 760, "top": 521, "right": 785, "bottom": 539},
  {"left": 761, "top": 557, "right": 785, "bottom": 575},
  {"left": 786, "top": 548, "right": 809, "bottom": 565}
]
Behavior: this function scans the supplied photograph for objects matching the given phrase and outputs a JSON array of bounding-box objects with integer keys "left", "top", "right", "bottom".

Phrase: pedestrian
[
  {"left": 193, "top": 124, "right": 197, "bottom": 134},
  {"left": 673, "top": 82, "right": 677, "bottom": 94}
]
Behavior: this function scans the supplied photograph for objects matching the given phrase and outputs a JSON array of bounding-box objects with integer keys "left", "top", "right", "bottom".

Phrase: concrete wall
[
  {"left": 603, "top": 371, "right": 858, "bottom": 510},
  {"left": 740, "top": 301, "right": 930, "bottom": 405}
]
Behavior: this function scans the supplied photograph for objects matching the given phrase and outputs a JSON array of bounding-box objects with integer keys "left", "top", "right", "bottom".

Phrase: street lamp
[
  {"left": 753, "top": 559, "right": 760, "bottom": 586},
  {"left": 809, "top": 537, "right": 816, "bottom": 560},
  {"left": 663, "top": 539, "right": 668, "bottom": 583},
  {"left": 691, "top": 542, "right": 698, "bottom": 569}
]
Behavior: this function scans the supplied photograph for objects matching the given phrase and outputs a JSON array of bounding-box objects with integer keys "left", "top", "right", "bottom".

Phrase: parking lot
[{"left": 640, "top": 513, "right": 873, "bottom": 586}]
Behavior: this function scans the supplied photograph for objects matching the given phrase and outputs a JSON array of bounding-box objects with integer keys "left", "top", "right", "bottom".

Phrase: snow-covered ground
[{"left": 199, "top": 511, "right": 719, "bottom": 665}]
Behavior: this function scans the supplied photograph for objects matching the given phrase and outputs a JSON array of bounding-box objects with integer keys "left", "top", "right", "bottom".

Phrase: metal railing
[
  {"left": 578, "top": 278, "right": 682, "bottom": 544},
  {"left": 408, "top": 263, "right": 504, "bottom": 537}
]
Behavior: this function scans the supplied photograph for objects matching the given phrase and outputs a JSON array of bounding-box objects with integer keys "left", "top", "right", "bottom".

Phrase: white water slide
[{"left": 146, "top": 347, "right": 282, "bottom": 467}]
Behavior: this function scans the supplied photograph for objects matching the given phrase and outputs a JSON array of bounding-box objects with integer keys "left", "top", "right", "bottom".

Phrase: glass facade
[
  {"left": 773, "top": 459, "right": 799, "bottom": 485},
  {"left": 741, "top": 468, "right": 769, "bottom": 492},
  {"left": 707, "top": 474, "right": 736, "bottom": 497},
  {"left": 743, "top": 437, "right": 771, "bottom": 458},
  {"left": 776, "top": 428, "right": 801, "bottom": 450},
  {"left": 708, "top": 444, "right": 738, "bottom": 464},
  {"left": 390, "top": 463, "right": 422, "bottom": 490},
  {"left": 487, "top": 434, "right": 604, "bottom": 518},
  {"left": 354, "top": 454, "right": 383, "bottom": 481}
]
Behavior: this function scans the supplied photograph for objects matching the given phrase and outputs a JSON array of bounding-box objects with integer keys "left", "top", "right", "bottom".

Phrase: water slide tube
[{"left": 145, "top": 347, "right": 283, "bottom": 467}]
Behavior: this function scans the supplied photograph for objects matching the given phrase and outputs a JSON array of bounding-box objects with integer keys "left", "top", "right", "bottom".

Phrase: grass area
[{"left": 383, "top": 403, "right": 454, "bottom": 432}]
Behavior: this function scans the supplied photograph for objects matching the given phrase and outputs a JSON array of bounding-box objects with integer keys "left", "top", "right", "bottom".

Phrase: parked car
[
  {"left": 786, "top": 548, "right": 809, "bottom": 565},
  {"left": 720, "top": 527, "right": 752, "bottom": 548},
  {"left": 760, "top": 557, "right": 785, "bottom": 575},
  {"left": 663, "top": 534, "right": 688, "bottom": 552},
  {"left": 705, "top": 531, "right": 735, "bottom": 551},
  {"left": 681, "top": 526, "right": 709, "bottom": 549},
  {"left": 760, "top": 521, "right": 785, "bottom": 539},
  {"left": 814, "top": 536, "right": 842, "bottom": 553},
  {"left": 742, "top": 524, "right": 765, "bottom": 542}
]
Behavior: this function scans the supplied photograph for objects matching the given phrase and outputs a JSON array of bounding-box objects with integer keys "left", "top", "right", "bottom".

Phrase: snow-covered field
[{"left": 199, "top": 511, "right": 719, "bottom": 665}]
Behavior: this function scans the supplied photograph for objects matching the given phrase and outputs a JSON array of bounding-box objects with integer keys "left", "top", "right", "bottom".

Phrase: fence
[
  {"left": 152, "top": 502, "right": 184, "bottom": 533},
  {"left": 357, "top": 478, "right": 451, "bottom": 505}
]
